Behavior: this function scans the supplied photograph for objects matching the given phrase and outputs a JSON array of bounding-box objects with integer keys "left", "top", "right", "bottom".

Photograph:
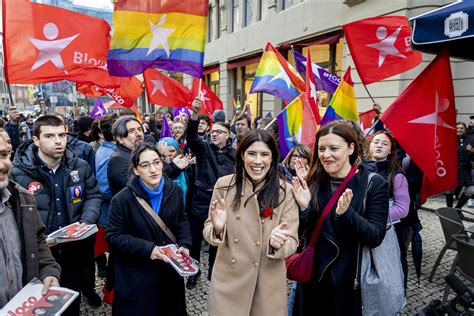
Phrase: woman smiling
[{"left": 203, "top": 129, "right": 299, "bottom": 316}]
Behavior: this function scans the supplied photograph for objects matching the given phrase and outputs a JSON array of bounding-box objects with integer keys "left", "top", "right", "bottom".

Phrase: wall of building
[{"left": 196, "top": 0, "right": 472, "bottom": 124}]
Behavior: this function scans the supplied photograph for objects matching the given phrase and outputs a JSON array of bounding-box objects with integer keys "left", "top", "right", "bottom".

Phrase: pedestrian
[
  {"left": 0, "top": 135, "right": 61, "bottom": 309},
  {"left": 107, "top": 116, "right": 144, "bottom": 196},
  {"left": 203, "top": 128, "right": 298, "bottom": 315},
  {"left": 106, "top": 143, "right": 192, "bottom": 316},
  {"left": 367, "top": 130, "right": 410, "bottom": 288},
  {"left": 231, "top": 114, "right": 251, "bottom": 149},
  {"left": 290, "top": 121, "right": 388, "bottom": 315},
  {"left": 11, "top": 115, "right": 102, "bottom": 315},
  {"left": 185, "top": 99, "right": 236, "bottom": 289},
  {"left": 278, "top": 144, "right": 311, "bottom": 182},
  {"left": 446, "top": 122, "right": 474, "bottom": 209}
]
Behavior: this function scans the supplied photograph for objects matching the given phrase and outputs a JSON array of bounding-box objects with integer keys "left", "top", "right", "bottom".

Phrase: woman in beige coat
[{"left": 203, "top": 129, "right": 299, "bottom": 316}]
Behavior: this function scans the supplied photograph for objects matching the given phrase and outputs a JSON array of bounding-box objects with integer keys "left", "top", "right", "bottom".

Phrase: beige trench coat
[{"left": 203, "top": 174, "right": 299, "bottom": 316}]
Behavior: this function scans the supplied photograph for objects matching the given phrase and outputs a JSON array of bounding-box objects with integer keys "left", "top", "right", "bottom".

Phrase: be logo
[{"left": 27, "top": 182, "right": 42, "bottom": 195}]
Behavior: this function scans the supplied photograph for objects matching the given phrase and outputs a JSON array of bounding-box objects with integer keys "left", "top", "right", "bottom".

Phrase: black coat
[
  {"left": 458, "top": 135, "right": 473, "bottom": 186},
  {"left": 67, "top": 133, "right": 96, "bottom": 172},
  {"left": 186, "top": 118, "right": 236, "bottom": 218},
  {"left": 107, "top": 144, "right": 132, "bottom": 197},
  {"left": 106, "top": 176, "right": 192, "bottom": 316},
  {"left": 11, "top": 140, "right": 102, "bottom": 230},
  {"left": 293, "top": 165, "right": 389, "bottom": 316}
]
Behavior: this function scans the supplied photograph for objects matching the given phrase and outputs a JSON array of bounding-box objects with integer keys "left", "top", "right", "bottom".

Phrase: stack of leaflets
[
  {"left": 46, "top": 222, "right": 98, "bottom": 245},
  {"left": 160, "top": 244, "right": 200, "bottom": 277},
  {"left": 0, "top": 278, "right": 78, "bottom": 316}
]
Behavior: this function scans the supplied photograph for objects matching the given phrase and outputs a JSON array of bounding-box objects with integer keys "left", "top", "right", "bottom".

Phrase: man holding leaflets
[
  {"left": 0, "top": 135, "right": 61, "bottom": 309},
  {"left": 11, "top": 115, "right": 102, "bottom": 315}
]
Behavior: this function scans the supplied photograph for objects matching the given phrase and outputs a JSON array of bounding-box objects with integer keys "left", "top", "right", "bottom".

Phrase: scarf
[{"left": 139, "top": 177, "right": 165, "bottom": 215}]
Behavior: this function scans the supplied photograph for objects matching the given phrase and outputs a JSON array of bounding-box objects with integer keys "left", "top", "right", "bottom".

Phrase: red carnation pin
[{"left": 261, "top": 207, "right": 273, "bottom": 218}]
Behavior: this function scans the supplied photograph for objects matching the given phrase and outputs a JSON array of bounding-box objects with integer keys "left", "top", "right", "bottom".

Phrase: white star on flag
[
  {"left": 27, "top": 23, "right": 79, "bottom": 73},
  {"left": 366, "top": 26, "right": 406, "bottom": 68},
  {"left": 408, "top": 92, "right": 455, "bottom": 130},
  {"left": 269, "top": 64, "right": 292, "bottom": 88},
  {"left": 150, "top": 78, "right": 167, "bottom": 96},
  {"left": 199, "top": 89, "right": 210, "bottom": 104},
  {"left": 146, "top": 15, "right": 175, "bottom": 58}
]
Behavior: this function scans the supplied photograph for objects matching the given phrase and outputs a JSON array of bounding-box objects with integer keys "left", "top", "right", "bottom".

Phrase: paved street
[{"left": 80, "top": 197, "right": 472, "bottom": 315}]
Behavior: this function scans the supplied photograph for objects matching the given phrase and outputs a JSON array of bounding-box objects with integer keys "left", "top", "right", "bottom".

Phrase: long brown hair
[{"left": 306, "top": 121, "right": 359, "bottom": 211}]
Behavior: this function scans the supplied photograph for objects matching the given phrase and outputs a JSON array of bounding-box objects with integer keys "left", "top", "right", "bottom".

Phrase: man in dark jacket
[
  {"left": 107, "top": 116, "right": 144, "bottom": 196},
  {"left": 0, "top": 136, "right": 61, "bottom": 309},
  {"left": 11, "top": 115, "right": 102, "bottom": 315},
  {"left": 185, "top": 99, "right": 236, "bottom": 289}
]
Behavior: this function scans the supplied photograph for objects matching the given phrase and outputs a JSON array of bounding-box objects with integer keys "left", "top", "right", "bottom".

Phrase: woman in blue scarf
[{"left": 159, "top": 137, "right": 189, "bottom": 203}]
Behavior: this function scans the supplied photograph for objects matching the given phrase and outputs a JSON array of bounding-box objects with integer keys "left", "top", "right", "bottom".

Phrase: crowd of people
[{"left": 0, "top": 101, "right": 473, "bottom": 316}]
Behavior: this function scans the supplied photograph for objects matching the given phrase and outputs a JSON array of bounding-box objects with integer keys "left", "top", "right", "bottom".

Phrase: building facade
[{"left": 189, "top": 0, "right": 472, "bottom": 123}]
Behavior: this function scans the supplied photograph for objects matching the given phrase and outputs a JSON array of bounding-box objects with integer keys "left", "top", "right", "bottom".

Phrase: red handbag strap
[{"left": 308, "top": 164, "right": 358, "bottom": 247}]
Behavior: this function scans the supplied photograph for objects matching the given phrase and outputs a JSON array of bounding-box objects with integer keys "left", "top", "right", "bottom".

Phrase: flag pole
[
  {"left": 263, "top": 117, "right": 277, "bottom": 130},
  {"left": 362, "top": 83, "right": 376, "bottom": 104}
]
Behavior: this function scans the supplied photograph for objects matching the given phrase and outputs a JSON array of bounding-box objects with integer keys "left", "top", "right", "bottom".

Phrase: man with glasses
[
  {"left": 11, "top": 115, "right": 102, "bottom": 315},
  {"left": 107, "top": 116, "right": 144, "bottom": 196},
  {"left": 185, "top": 99, "right": 236, "bottom": 289}
]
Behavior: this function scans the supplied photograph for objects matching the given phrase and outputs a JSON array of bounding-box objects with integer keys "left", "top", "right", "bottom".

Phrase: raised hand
[
  {"left": 336, "top": 189, "right": 353, "bottom": 215},
  {"left": 294, "top": 159, "right": 309, "bottom": 179},
  {"left": 269, "top": 222, "right": 291, "bottom": 250},
  {"left": 173, "top": 154, "right": 190, "bottom": 170},
  {"left": 291, "top": 175, "right": 311, "bottom": 210},
  {"left": 191, "top": 98, "right": 202, "bottom": 119},
  {"left": 210, "top": 199, "right": 227, "bottom": 235}
]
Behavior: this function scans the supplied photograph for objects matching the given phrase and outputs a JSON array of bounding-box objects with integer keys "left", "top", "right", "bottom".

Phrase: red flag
[
  {"left": 76, "top": 83, "right": 105, "bottom": 98},
  {"left": 359, "top": 109, "right": 377, "bottom": 134},
  {"left": 380, "top": 50, "right": 457, "bottom": 200},
  {"left": 305, "top": 49, "right": 321, "bottom": 124},
  {"left": 3, "top": 1, "right": 119, "bottom": 87},
  {"left": 343, "top": 16, "right": 422, "bottom": 85},
  {"left": 102, "top": 77, "right": 144, "bottom": 108},
  {"left": 300, "top": 92, "right": 318, "bottom": 154},
  {"left": 192, "top": 78, "right": 223, "bottom": 116},
  {"left": 143, "top": 68, "right": 194, "bottom": 107}
]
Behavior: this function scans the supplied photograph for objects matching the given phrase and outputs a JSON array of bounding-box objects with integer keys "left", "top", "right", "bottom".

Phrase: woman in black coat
[
  {"left": 291, "top": 121, "right": 389, "bottom": 316},
  {"left": 106, "top": 143, "right": 192, "bottom": 316}
]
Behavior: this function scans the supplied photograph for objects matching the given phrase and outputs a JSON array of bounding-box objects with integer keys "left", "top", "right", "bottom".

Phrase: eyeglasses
[
  {"left": 138, "top": 159, "right": 162, "bottom": 170},
  {"left": 290, "top": 154, "right": 304, "bottom": 160},
  {"left": 210, "top": 130, "right": 227, "bottom": 135}
]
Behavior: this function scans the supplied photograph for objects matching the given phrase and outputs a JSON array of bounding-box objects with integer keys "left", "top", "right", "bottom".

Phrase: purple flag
[
  {"left": 292, "top": 49, "right": 341, "bottom": 95},
  {"left": 90, "top": 99, "right": 107, "bottom": 119},
  {"left": 172, "top": 107, "right": 191, "bottom": 119},
  {"left": 264, "top": 111, "right": 273, "bottom": 119},
  {"left": 160, "top": 116, "right": 173, "bottom": 138}
]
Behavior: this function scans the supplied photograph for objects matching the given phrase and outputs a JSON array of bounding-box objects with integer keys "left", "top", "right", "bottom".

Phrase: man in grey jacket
[
  {"left": 11, "top": 115, "right": 102, "bottom": 315},
  {"left": 0, "top": 135, "right": 61, "bottom": 309}
]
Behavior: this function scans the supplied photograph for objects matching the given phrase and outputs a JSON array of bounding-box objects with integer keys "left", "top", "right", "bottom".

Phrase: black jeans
[
  {"left": 51, "top": 240, "right": 89, "bottom": 316},
  {"left": 81, "top": 235, "right": 97, "bottom": 295}
]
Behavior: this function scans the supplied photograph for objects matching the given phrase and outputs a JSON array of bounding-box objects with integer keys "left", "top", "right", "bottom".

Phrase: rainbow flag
[
  {"left": 108, "top": 1, "right": 208, "bottom": 78},
  {"left": 250, "top": 43, "right": 305, "bottom": 104},
  {"left": 276, "top": 92, "right": 318, "bottom": 157},
  {"left": 320, "top": 66, "right": 358, "bottom": 125}
]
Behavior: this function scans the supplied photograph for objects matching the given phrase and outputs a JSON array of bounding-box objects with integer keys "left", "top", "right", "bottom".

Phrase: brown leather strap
[{"left": 133, "top": 193, "right": 177, "bottom": 243}]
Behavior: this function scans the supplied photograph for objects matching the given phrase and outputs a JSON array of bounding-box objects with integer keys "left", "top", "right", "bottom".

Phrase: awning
[{"left": 410, "top": 0, "right": 474, "bottom": 60}]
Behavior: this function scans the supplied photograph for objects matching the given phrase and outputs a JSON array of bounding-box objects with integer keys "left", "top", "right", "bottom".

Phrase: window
[
  {"left": 244, "top": 0, "right": 253, "bottom": 27},
  {"left": 257, "top": 0, "right": 268, "bottom": 21},
  {"left": 216, "top": 0, "right": 221, "bottom": 38},
  {"left": 282, "top": 0, "right": 296, "bottom": 10},
  {"left": 231, "top": 0, "right": 241, "bottom": 32},
  {"left": 207, "top": 4, "right": 213, "bottom": 42}
]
